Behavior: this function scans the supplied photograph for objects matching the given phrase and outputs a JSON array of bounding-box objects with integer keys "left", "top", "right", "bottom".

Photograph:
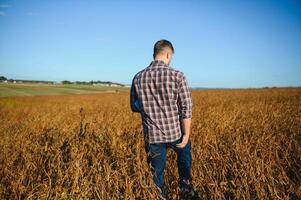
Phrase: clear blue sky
[{"left": 0, "top": 0, "right": 301, "bottom": 88}]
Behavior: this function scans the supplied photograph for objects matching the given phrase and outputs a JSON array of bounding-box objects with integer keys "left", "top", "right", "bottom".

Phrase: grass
[{"left": 0, "top": 83, "right": 129, "bottom": 97}]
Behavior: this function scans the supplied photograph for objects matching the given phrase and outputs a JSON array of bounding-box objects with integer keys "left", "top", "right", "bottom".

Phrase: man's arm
[
  {"left": 130, "top": 78, "right": 140, "bottom": 113},
  {"left": 176, "top": 73, "right": 193, "bottom": 148}
]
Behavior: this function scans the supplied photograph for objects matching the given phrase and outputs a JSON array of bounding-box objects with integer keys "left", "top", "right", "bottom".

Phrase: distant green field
[{"left": 0, "top": 83, "right": 129, "bottom": 97}]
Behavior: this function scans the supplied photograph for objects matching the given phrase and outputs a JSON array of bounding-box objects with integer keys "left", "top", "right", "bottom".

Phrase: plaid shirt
[{"left": 130, "top": 60, "right": 192, "bottom": 144}]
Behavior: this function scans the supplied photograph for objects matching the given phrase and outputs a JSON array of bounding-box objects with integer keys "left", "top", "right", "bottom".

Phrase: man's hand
[
  {"left": 176, "top": 134, "right": 189, "bottom": 148},
  {"left": 176, "top": 118, "right": 191, "bottom": 148}
]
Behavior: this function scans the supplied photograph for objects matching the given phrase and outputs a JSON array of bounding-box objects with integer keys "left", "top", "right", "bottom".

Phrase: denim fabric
[{"left": 144, "top": 136, "right": 192, "bottom": 189}]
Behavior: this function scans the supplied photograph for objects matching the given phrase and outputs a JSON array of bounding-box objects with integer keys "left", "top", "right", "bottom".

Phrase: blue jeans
[{"left": 144, "top": 136, "right": 192, "bottom": 189}]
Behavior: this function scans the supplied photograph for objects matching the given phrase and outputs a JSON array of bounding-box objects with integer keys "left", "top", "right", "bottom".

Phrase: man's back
[
  {"left": 130, "top": 40, "right": 198, "bottom": 199},
  {"left": 131, "top": 60, "right": 192, "bottom": 144}
]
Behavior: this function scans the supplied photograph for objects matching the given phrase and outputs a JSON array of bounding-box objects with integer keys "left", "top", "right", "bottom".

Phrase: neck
[{"left": 154, "top": 57, "right": 169, "bottom": 66}]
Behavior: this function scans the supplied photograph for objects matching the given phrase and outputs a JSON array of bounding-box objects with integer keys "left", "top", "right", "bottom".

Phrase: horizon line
[{"left": 1, "top": 75, "right": 301, "bottom": 90}]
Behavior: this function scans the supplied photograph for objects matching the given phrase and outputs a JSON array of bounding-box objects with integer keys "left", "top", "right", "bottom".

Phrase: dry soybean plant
[{"left": 0, "top": 88, "right": 300, "bottom": 199}]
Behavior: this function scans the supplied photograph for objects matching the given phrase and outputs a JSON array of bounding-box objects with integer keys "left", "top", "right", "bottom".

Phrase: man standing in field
[{"left": 130, "top": 40, "right": 199, "bottom": 199}]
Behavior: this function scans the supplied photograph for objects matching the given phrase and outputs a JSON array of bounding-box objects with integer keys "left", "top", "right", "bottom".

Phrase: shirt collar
[{"left": 148, "top": 59, "right": 168, "bottom": 69}]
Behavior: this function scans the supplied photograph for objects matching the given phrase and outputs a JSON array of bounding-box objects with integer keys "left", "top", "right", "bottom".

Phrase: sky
[{"left": 0, "top": 0, "right": 301, "bottom": 88}]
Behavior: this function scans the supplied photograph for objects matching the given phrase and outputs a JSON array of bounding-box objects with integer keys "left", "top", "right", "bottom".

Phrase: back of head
[{"left": 153, "top": 39, "right": 174, "bottom": 59}]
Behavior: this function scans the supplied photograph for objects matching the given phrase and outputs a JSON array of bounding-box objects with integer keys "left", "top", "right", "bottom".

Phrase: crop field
[{"left": 0, "top": 88, "right": 300, "bottom": 199}]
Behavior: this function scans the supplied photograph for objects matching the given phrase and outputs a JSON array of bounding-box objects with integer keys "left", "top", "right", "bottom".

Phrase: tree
[
  {"left": 61, "top": 80, "right": 72, "bottom": 84},
  {"left": 0, "top": 76, "right": 7, "bottom": 81}
]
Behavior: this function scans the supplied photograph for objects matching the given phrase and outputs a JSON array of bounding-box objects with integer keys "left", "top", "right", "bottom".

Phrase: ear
[{"left": 166, "top": 52, "right": 170, "bottom": 59}]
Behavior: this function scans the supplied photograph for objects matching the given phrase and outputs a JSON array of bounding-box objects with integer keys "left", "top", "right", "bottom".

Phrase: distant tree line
[
  {"left": 61, "top": 80, "right": 124, "bottom": 86},
  {"left": 0, "top": 76, "right": 54, "bottom": 84},
  {"left": 0, "top": 76, "right": 125, "bottom": 87}
]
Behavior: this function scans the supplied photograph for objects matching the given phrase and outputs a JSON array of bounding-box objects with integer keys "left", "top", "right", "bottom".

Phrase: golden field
[{"left": 0, "top": 88, "right": 300, "bottom": 199}]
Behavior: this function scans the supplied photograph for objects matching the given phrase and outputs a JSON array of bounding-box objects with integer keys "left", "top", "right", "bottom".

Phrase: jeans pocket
[{"left": 177, "top": 138, "right": 192, "bottom": 150}]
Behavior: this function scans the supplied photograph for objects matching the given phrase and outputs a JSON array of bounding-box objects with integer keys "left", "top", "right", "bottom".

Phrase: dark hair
[{"left": 153, "top": 39, "right": 174, "bottom": 59}]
